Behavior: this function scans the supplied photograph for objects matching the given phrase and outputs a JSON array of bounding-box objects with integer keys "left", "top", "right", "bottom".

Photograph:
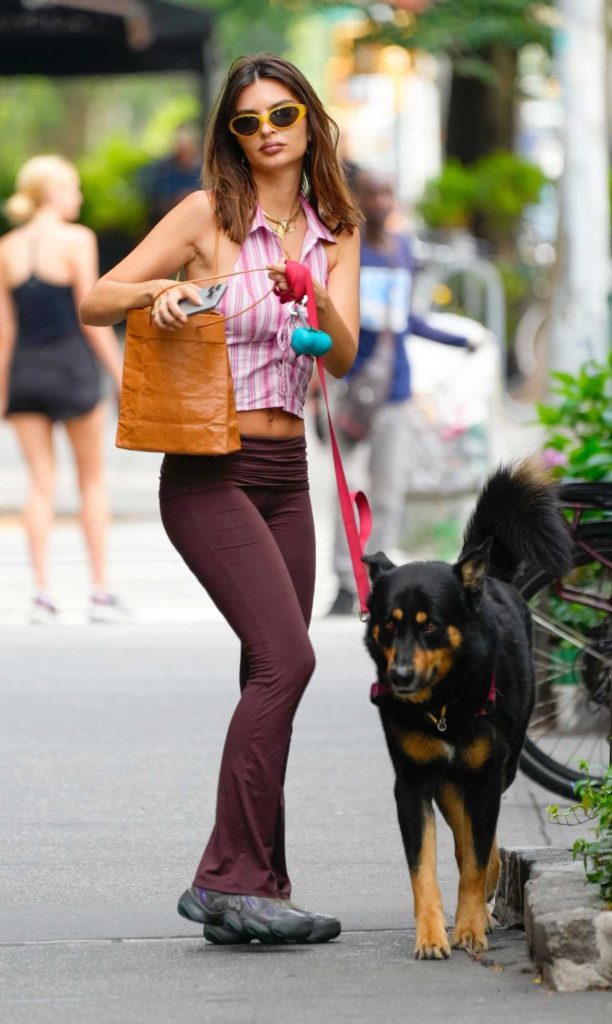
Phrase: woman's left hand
[
  {"left": 266, "top": 262, "right": 327, "bottom": 314},
  {"left": 266, "top": 261, "right": 290, "bottom": 295}
]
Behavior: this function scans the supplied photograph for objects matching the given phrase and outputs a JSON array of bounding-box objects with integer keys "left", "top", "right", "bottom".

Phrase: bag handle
[
  {"left": 152, "top": 267, "right": 276, "bottom": 330},
  {"left": 277, "top": 260, "right": 372, "bottom": 618}
]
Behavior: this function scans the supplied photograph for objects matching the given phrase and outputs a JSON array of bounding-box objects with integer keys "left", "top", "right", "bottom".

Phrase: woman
[
  {"left": 0, "top": 155, "right": 124, "bottom": 623},
  {"left": 81, "top": 54, "right": 361, "bottom": 944}
]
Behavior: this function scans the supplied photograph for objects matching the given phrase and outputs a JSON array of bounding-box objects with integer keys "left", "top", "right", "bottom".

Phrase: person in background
[
  {"left": 327, "top": 168, "right": 477, "bottom": 616},
  {"left": 0, "top": 155, "right": 125, "bottom": 623},
  {"left": 140, "top": 120, "right": 203, "bottom": 227}
]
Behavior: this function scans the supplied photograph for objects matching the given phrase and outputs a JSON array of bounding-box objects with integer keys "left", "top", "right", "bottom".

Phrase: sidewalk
[
  {"left": 2, "top": 403, "right": 609, "bottom": 1020},
  {"left": 1, "top": 619, "right": 609, "bottom": 1022}
]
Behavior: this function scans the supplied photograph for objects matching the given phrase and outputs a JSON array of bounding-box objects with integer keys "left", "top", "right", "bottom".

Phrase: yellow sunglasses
[{"left": 229, "top": 103, "right": 307, "bottom": 138}]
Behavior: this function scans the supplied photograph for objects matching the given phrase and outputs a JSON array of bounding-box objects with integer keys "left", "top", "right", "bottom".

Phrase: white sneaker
[
  {"left": 89, "top": 592, "right": 129, "bottom": 624},
  {"left": 31, "top": 594, "right": 58, "bottom": 625}
]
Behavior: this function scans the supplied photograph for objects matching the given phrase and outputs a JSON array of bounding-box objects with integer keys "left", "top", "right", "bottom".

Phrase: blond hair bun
[
  {"left": 4, "top": 154, "right": 77, "bottom": 225},
  {"left": 4, "top": 192, "right": 37, "bottom": 224}
]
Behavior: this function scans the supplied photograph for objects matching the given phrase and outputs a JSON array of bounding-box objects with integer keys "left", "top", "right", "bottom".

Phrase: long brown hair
[{"left": 203, "top": 53, "right": 362, "bottom": 243}]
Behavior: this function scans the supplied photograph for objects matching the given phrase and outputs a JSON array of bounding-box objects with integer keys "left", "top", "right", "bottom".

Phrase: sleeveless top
[
  {"left": 12, "top": 277, "right": 84, "bottom": 348},
  {"left": 218, "top": 196, "right": 336, "bottom": 419}
]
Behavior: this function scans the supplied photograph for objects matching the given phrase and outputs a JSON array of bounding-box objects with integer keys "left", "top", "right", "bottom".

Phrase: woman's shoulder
[
  {"left": 62, "top": 222, "right": 96, "bottom": 245},
  {"left": 171, "top": 189, "right": 216, "bottom": 226}
]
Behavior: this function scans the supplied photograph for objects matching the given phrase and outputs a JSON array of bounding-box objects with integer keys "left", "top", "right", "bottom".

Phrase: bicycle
[{"left": 515, "top": 480, "right": 612, "bottom": 799}]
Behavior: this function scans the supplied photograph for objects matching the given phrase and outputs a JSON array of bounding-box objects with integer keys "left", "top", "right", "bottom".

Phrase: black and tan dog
[{"left": 364, "top": 462, "right": 572, "bottom": 960}]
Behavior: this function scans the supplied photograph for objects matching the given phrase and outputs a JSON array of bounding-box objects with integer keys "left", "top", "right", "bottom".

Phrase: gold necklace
[{"left": 262, "top": 206, "right": 300, "bottom": 247}]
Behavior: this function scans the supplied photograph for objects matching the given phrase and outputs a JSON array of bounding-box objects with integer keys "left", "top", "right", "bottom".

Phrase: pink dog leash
[{"left": 277, "top": 261, "right": 372, "bottom": 617}]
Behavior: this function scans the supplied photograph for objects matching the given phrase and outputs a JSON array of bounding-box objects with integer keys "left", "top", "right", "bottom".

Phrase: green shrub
[
  {"left": 418, "top": 159, "right": 478, "bottom": 230},
  {"left": 472, "top": 151, "right": 547, "bottom": 239},
  {"left": 549, "top": 763, "right": 612, "bottom": 906},
  {"left": 537, "top": 352, "right": 612, "bottom": 482},
  {"left": 77, "top": 137, "right": 151, "bottom": 237},
  {"left": 418, "top": 151, "right": 547, "bottom": 238}
]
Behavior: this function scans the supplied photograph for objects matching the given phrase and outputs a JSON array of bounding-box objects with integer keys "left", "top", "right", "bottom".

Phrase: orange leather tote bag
[{"left": 116, "top": 270, "right": 271, "bottom": 456}]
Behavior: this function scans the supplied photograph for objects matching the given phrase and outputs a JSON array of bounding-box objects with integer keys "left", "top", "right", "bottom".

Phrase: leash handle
[{"left": 281, "top": 261, "right": 372, "bottom": 617}]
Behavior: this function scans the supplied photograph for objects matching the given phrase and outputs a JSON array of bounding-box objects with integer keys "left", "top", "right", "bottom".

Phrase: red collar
[{"left": 370, "top": 672, "right": 497, "bottom": 718}]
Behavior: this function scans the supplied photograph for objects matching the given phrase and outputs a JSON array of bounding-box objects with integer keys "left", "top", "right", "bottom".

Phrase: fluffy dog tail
[{"left": 459, "top": 460, "right": 573, "bottom": 583}]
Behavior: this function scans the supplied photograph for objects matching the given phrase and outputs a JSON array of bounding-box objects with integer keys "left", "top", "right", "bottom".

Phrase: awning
[{"left": 0, "top": 0, "right": 213, "bottom": 76}]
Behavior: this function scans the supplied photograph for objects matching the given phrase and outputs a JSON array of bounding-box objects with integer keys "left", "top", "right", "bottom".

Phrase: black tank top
[{"left": 12, "top": 275, "right": 82, "bottom": 347}]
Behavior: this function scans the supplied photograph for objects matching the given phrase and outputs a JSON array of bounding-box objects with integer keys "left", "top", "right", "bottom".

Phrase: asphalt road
[{"left": 1, "top": 620, "right": 609, "bottom": 1023}]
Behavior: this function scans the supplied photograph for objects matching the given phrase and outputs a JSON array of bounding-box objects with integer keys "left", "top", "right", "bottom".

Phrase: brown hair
[{"left": 203, "top": 53, "right": 362, "bottom": 243}]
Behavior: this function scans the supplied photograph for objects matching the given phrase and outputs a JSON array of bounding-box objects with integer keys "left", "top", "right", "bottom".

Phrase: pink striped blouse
[{"left": 219, "top": 197, "right": 336, "bottom": 418}]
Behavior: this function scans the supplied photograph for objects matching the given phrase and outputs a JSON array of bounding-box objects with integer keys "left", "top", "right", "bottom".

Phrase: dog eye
[
  {"left": 423, "top": 622, "right": 438, "bottom": 634},
  {"left": 384, "top": 620, "right": 396, "bottom": 634}
]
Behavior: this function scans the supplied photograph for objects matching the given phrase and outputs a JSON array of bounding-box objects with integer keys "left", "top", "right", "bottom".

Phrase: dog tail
[{"left": 459, "top": 460, "right": 573, "bottom": 583}]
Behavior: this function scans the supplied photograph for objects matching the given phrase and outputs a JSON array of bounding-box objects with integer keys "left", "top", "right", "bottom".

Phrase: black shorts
[{"left": 6, "top": 333, "right": 101, "bottom": 422}]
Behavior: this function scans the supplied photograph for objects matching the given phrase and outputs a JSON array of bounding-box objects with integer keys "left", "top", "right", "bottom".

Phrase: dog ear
[
  {"left": 453, "top": 538, "right": 492, "bottom": 593},
  {"left": 362, "top": 551, "right": 396, "bottom": 583}
]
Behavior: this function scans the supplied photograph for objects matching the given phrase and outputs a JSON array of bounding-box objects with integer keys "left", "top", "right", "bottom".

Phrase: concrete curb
[{"left": 494, "top": 846, "right": 612, "bottom": 992}]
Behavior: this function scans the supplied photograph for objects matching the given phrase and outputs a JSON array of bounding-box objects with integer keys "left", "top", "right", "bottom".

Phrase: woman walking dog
[{"left": 81, "top": 54, "right": 361, "bottom": 944}]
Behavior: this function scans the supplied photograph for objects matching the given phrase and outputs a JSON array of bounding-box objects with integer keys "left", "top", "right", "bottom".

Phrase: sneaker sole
[
  {"left": 204, "top": 924, "right": 253, "bottom": 945},
  {"left": 222, "top": 909, "right": 312, "bottom": 944},
  {"left": 205, "top": 920, "right": 340, "bottom": 945}
]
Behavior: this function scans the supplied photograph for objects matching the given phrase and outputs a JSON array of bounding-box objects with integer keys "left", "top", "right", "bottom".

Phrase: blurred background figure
[
  {"left": 326, "top": 169, "right": 478, "bottom": 616},
  {"left": 139, "top": 120, "right": 203, "bottom": 227},
  {"left": 0, "top": 155, "right": 124, "bottom": 623}
]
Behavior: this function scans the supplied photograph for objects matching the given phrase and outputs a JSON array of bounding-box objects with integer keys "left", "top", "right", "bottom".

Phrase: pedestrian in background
[
  {"left": 326, "top": 169, "right": 476, "bottom": 616},
  {"left": 0, "top": 155, "right": 125, "bottom": 623},
  {"left": 140, "top": 120, "right": 203, "bottom": 228},
  {"left": 81, "top": 53, "right": 361, "bottom": 944}
]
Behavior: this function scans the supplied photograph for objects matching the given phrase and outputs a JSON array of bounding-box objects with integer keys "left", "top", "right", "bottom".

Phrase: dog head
[{"left": 363, "top": 541, "right": 491, "bottom": 703}]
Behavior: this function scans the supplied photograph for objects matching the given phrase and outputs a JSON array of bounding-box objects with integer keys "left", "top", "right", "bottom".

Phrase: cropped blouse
[{"left": 218, "top": 196, "right": 336, "bottom": 418}]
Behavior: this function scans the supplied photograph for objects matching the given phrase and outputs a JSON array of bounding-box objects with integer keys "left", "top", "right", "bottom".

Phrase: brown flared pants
[{"left": 158, "top": 436, "right": 316, "bottom": 897}]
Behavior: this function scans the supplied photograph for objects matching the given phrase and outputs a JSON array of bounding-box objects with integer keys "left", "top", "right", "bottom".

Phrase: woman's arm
[
  {"left": 70, "top": 227, "right": 123, "bottom": 389},
  {"left": 267, "top": 228, "right": 360, "bottom": 379},
  {"left": 0, "top": 247, "right": 16, "bottom": 416},
  {"left": 80, "top": 191, "right": 212, "bottom": 327},
  {"left": 316, "top": 228, "right": 360, "bottom": 378}
]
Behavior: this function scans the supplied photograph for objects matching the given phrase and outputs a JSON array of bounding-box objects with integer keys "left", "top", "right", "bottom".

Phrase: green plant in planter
[
  {"left": 418, "top": 160, "right": 478, "bottom": 231},
  {"left": 472, "top": 151, "right": 547, "bottom": 240},
  {"left": 548, "top": 762, "right": 612, "bottom": 905},
  {"left": 537, "top": 351, "right": 612, "bottom": 482}
]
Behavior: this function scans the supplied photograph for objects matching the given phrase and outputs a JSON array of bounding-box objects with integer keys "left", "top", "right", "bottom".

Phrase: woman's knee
[
  {"left": 29, "top": 470, "right": 55, "bottom": 504},
  {"left": 294, "top": 637, "right": 316, "bottom": 687}
]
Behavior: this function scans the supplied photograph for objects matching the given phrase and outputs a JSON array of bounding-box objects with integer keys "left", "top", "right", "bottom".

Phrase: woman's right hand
[{"left": 150, "top": 280, "right": 206, "bottom": 330}]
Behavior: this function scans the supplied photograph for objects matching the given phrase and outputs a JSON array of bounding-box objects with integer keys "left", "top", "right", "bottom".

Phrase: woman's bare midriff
[{"left": 237, "top": 408, "right": 305, "bottom": 438}]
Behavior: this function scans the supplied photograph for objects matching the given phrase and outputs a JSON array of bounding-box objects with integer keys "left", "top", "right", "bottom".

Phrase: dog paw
[
  {"left": 414, "top": 924, "right": 451, "bottom": 960},
  {"left": 451, "top": 923, "right": 488, "bottom": 954}
]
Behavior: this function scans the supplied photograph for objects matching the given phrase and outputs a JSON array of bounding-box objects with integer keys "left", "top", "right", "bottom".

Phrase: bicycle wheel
[{"left": 515, "top": 524, "right": 612, "bottom": 799}]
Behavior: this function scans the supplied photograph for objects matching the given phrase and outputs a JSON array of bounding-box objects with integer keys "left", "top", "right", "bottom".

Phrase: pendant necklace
[{"left": 262, "top": 205, "right": 300, "bottom": 258}]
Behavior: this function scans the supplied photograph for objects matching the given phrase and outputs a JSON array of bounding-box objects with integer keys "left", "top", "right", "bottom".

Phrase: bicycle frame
[{"left": 555, "top": 502, "right": 612, "bottom": 615}]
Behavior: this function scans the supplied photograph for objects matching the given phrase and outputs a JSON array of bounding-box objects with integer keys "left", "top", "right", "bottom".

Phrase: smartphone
[{"left": 179, "top": 282, "right": 228, "bottom": 316}]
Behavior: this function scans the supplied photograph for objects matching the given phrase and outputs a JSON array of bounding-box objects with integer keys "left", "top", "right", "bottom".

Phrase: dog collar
[{"left": 369, "top": 672, "right": 497, "bottom": 724}]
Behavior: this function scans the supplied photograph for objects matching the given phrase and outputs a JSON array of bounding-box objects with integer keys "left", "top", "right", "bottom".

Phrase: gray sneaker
[
  {"left": 204, "top": 899, "right": 341, "bottom": 944},
  {"left": 178, "top": 888, "right": 313, "bottom": 944}
]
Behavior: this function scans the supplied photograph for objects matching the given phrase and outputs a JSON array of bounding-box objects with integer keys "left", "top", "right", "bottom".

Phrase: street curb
[{"left": 494, "top": 846, "right": 612, "bottom": 992}]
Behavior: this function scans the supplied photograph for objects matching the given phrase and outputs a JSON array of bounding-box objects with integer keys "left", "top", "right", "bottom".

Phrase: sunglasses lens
[
  {"left": 269, "top": 105, "right": 300, "bottom": 128},
  {"left": 232, "top": 115, "right": 260, "bottom": 136}
]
